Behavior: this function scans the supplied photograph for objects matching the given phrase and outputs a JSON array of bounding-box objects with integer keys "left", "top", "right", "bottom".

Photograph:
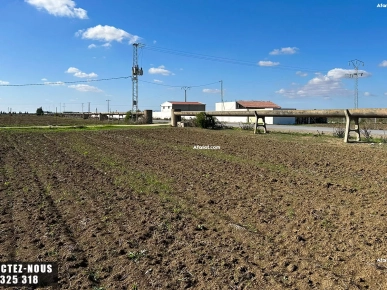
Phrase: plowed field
[{"left": 1, "top": 127, "right": 387, "bottom": 289}]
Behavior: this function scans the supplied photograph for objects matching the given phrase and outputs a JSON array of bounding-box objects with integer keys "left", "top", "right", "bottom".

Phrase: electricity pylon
[{"left": 348, "top": 59, "right": 364, "bottom": 109}]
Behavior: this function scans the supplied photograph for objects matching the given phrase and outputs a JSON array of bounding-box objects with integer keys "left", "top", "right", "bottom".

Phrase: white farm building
[
  {"left": 215, "top": 101, "right": 296, "bottom": 125},
  {"left": 153, "top": 101, "right": 206, "bottom": 119}
]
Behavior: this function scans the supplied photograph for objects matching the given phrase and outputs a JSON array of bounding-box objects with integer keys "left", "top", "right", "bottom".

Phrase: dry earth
[{"left": 1, "top": 127, "right": 387, "bottom": 289}]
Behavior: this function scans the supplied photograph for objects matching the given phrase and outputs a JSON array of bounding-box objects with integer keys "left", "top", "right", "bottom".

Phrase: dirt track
[{"left": 1, "top": 127, "right": 387, "bottom": 289}]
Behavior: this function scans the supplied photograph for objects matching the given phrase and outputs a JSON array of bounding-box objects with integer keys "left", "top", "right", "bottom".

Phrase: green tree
[
  {"left": 36, "top": 107, "right": 44, "bottom": 116},
  {"left": 194, "top": 112, "right": 217, "bottom": 129}
]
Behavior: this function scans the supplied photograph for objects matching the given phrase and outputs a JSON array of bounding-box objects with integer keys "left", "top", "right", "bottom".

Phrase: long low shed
[{"left": 171, "top": 108, "right": 387, "bottom": 143}]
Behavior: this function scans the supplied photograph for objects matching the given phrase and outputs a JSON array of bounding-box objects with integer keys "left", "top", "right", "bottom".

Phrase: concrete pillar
[
  {"left": 171, "top": 109, "right": 177, "bottom": 127},
  {"left": 254, "top": 111, "right": 267, "bottom": 134},
  {"left": 144, "top": 110, "right": 152, "bottom": 124},
  {"left": 344, "top": 109, "right": 361, "bottom": 143}
]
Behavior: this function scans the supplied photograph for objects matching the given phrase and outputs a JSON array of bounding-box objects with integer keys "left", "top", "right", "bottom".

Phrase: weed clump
[{"left": 333, "top": 125, "right": 345, "bottom": 138}]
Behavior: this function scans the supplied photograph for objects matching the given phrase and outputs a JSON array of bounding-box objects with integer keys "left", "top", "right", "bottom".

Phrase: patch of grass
[{"left": 127, "top": 250, "right": 147, "bottom": 262}]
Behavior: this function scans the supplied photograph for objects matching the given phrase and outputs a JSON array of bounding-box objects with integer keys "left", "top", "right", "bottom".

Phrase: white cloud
[
  {"left": 384, "top": 92, "right": 387, "bottom": 96},
  {"left": 153, "top": 40, "right": 157, "bottom": 44},
  {"left": 275, "top": 89, "right": 286, "bottom": 94},
  {"left": 25, "top": 0, "right": 88, "bottom": 19},
  {"left": 269, "top": 47, "right": 299, "bottom": 55},
  {"left": 296, "top": 71, "right": 308, "bottom": 77},
  {"left": 153, "top": 79, "right": 163, "bottom": 83},
  {"left": 275, "top": 68, "right": 371, "bottom": 98},
  {"left": 203, "top": 89, "right": 220, "bottom": 94},
  {"left": 88, "top": 44, "right": 97, "bottom": 49},
  {"left": 379, "top": 60, "right": 387, "bottom": 67},
  {"left": 179, "top": 68, "right": 183, "bottom": 71},
  {"left": 41, "top": 78, "right": 47, "bottom": 81},
  {"left": 327, "top": 68, "right": 370, "bottom": 79},
  {"left": 0, "top": 80, "right": 10, "bottom": 85},
  {"left": 102, "top": 43, "right": 111, "bottom": 48},
  {"left": 258, "top": 61, "right": 280, "bottom": 67},
  {"left": 364, "top": 92, "right": 376, "bottom": 97},
  {"left": 76, "top": 25, "right": 140, "bottom": 44},
  {"left": 148, "top": 65, "right": 173, "bottom": 76},
  {"left": 65, "top": 67, "right": 98, "bottom": 78},
  {"left": 68, "top": 84, "right": 103, "bottom": 92}
]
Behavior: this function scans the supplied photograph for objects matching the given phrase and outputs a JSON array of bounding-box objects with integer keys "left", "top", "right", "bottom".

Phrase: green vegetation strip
[{"left": 67, "top": 136, "right": 172, "bottom": 196}]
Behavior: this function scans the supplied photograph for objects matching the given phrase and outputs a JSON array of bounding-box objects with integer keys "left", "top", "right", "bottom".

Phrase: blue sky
[{"left": 1, "top": 0, "right": 387, "bottom": 112}]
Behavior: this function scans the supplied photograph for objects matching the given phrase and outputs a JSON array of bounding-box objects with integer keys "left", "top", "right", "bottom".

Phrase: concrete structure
[
  {"left": 153, "top": 101, "right": 205, "bottom": 119},
  {"left": 215, "top": 101, "right": 296, "bottom": 124},
  {"left": 172, "top": 108, "right": 387, "bottom": 143}
]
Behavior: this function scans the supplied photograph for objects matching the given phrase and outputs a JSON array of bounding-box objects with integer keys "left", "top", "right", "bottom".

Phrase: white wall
[{"left": 153, "top": 111, "right": 171, "bottom": 119}]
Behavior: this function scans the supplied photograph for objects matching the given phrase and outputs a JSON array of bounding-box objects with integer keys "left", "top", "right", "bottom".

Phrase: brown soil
[
  {"left": 1, "top": 127, "right": 387, "bottom": 289},
  {"left": 0, "top": 114, "right": 126, "bottom": 127}
]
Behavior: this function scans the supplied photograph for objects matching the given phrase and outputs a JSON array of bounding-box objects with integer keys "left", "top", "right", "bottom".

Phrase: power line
[
  {"left": 138, "top": 79, "right": 220, "bottom": 88},
  {"left": 0, "top": 76, "right": 130, "bottom": 87},
  {"left": 143, "top": 45, "right": 329, "bottom": 73}
]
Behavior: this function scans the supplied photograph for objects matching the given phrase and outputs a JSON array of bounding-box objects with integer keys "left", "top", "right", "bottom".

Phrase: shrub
[
  {"left": 239, "top": 122, "right": 253, "bottom": 130},
  {"left": 332, "top": 125, "right": 345, "bottom": 138},
  {"left": 124, "top": 111, "right": 132, "bottom": 122},
  {"left": 194, "top": 112, "right": 217, "bottom": 129},
  {"left": 36, "top": 107, "right": 44, "bottom": 116},
  {"left": 361, "top": 120, "right": 373, "bottom": 141}
]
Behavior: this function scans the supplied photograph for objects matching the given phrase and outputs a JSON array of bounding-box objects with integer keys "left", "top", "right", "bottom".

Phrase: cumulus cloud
[
  {"left": 327, "top": 68, "right": 371, "bottom": 79},
  {"left": 76, "top": 25, "right": 140, "bottom": 44},
  {"left": 88, "top": 44, "right": 97, "bottom": 49},
  {"left": 379, "top": 60, "right": 387, "bottom": 67},
  {"left": 296, "top": 71, "right": 308, "bottom": 77},
  {"left": 102, "top": 43, "right": 111, "bottom": 48},
  {"left": 25, "top": 0, "right": 88, "bottom": 19},
  {"left": 275, "top": 68, "right": 371, "bottom": 98},
  {"left": 68, "top": 84, "right": 103, "bottom": 92},
  {"left": 148, "top": 65, "right": 173, "bottom": 76},
  {"left": 258, "top": 61, "right": 280, "bottom": 67},
  {"left": 41, "top": 78, "right": 48, "bottom": 81},
  {"left": 269, "top": 47, "right": 299, "bottom": 55},
  {"left": 153, "top": 79, "right": 163, "bottom": 83},
  {"left": 0, "top": 80, "right": 10, "bottom": 85},
  {"left": 65, "top": 67, "right": 98, "bottom": 78},
  {"left": 203, "top": 89, "right": 220, "bottom": 94}
]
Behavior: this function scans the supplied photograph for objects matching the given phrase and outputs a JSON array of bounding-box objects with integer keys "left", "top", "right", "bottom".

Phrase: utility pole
[
  {"left": 132, "top": 43, "right": 144, "bottom": 121},
  {"left": 106, "top": 99, "right": 110, "bottom": 113},
  {"left": 88, "top": 102, "right": 90, "bottom": 113},
  {"left": 220, "top": 80, "right": 224, "bottom": 111},
  {"left": 81, "top": 103, "right": 84, "bottom": 113},
  {"left": 347, "top": 59, "right": 364, "bottom": 109},
  {"left": 63, "top": 103, "right": 65, "bottom": 112},
  {"left": 181, "top": 86, "right": 190, "bottom": 102},
  {"left": 60, "top": 103, "right": 61, "bottom": 113}
]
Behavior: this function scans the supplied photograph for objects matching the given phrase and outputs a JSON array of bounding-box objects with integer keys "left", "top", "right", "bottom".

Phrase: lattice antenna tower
[
  {"left": 348, "top": 59, "right": 364, "bottom": 109},
  {"left": 132, "top": 43, "right": 144, "bottom": 119}
]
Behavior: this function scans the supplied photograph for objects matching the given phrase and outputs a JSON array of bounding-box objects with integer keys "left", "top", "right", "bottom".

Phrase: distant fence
[{"left": 171, "top": 108, "right": 387, "bottom": 143}]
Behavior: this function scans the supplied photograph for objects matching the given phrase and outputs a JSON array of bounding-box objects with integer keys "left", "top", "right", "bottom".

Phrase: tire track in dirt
[
  {"left": 0, "top": 139, "right": 17, "bottom": 261},
  {"left": 5, "top": 133, "right": 94, "bottom": 289}
]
